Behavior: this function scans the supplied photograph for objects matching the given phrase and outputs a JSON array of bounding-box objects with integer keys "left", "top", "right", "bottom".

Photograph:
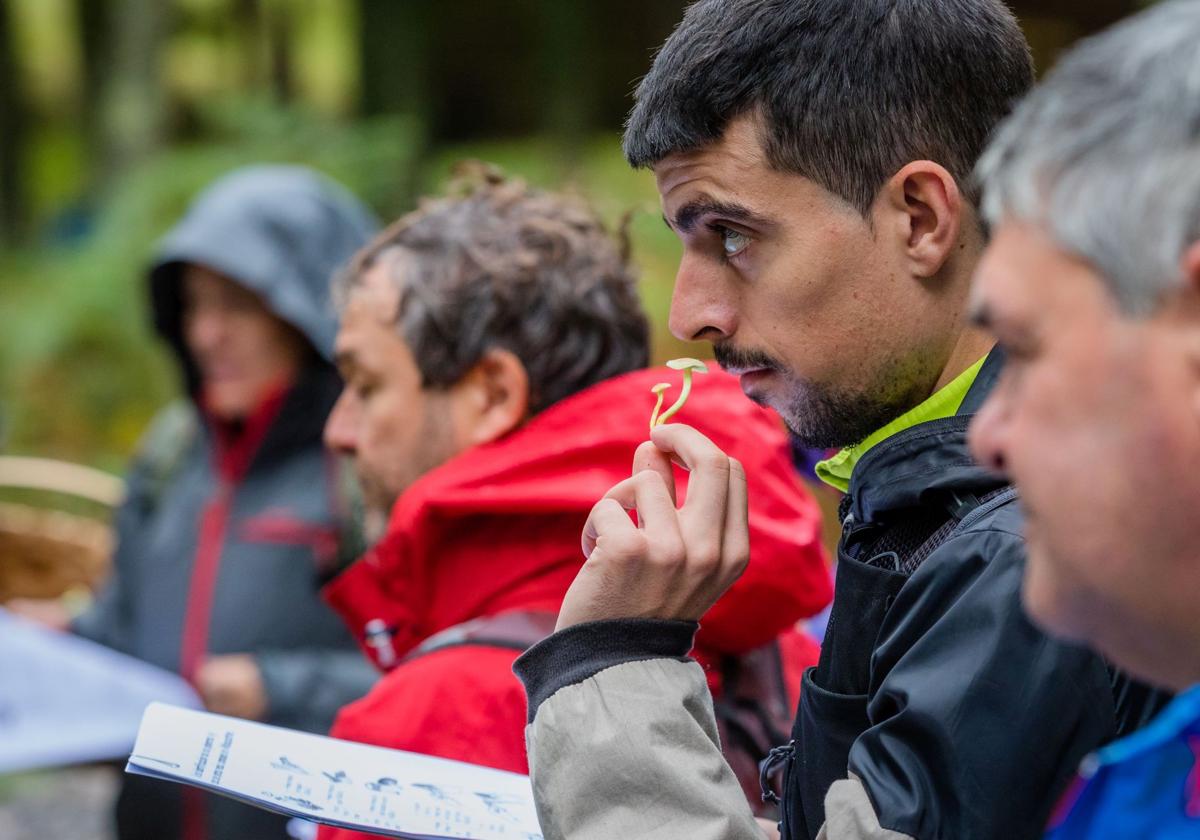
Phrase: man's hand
[
  {"left": 194, "top": 654, "right": 268, "bottom": 720},
  {"left": 556, "top": 423, "right": 749, "bottom": 631},
  {"left": 5, "top": 597, "right": 72, "bottom": 632}
]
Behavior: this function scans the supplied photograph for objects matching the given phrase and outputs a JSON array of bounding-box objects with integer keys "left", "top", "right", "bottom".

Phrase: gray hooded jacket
[{"left": 72, "top": 165, "right": 379, "bottom": 840}]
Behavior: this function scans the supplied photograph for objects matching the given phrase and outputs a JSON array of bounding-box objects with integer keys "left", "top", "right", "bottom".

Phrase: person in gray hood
[{"left": 75, "top": 165, "right": 379, "bottom": 840}]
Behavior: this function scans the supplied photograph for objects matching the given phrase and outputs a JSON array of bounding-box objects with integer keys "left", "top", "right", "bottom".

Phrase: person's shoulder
[
  {"left": 958, "top": 488, "right": 1024, "bottom": 540},
  {"left": 330, "top": 644, "right": 529, "bottom": 764},
  {"left": 402, "top": 642, "right": 526, "bottom": 673},
  {"left": 920, "top": 490, "right": 1026, "bottom": 575},
  {"left": 377, "top": 644, "right": 527, "bottom": 705},
  {"left": 1050, "top": 691, "right": 1200, "bottom": 839},
  {"left": 121, "top": 400, "right": 204, "bottom": 503},
  {"left": 135, "top": 400, "right": 200, "bottom": 461},
  {"left": 891, "top": 490, "right": 1026, "bottom": 617}
]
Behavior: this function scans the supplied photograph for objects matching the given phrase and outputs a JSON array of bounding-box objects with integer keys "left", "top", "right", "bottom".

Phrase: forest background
[{"left": 0, "top": 0, "right": 1157, "bottom": 472}]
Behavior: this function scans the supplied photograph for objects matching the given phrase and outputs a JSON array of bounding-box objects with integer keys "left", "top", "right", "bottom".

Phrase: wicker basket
[{"left": 0, "top": 457, "right": 122, "bottom": 602}]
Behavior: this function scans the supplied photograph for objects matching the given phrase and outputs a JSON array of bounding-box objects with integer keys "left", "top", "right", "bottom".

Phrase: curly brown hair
[{"left": 336, "top": 163, "right": 649, "bottom": 414}]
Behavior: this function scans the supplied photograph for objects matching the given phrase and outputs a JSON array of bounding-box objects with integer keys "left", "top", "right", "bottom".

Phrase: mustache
[{"left": 712, "top": 342, "right": 785, "bottom": 373}]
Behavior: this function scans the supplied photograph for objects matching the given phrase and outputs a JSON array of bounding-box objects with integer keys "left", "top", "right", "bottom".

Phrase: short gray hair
[{"left": 977, "top": 0, "right": 1200, "bottom": 316}]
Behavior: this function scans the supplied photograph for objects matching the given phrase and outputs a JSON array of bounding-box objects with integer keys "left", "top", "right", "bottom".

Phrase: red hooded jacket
[{"left": 318, "top": 368, "right": 831, "bottom": 840}]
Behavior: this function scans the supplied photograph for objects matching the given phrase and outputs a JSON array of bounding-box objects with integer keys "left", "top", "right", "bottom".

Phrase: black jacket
[{"left": 779, "top": 349, "right": 1166, "bottom": 838}]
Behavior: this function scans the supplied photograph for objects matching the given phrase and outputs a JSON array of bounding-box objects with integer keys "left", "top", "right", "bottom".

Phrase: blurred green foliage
[
  {"left": 0, "top": 102, "right": 692, "bottom": 473},
  {"left": 1, "top": 0, "right": 1143, "bottom": 477}
]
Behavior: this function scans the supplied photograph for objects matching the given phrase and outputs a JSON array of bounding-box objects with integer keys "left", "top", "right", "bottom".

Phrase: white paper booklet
[
  {"left": 126, "top": 703, "right": 544, "bottom": 840},
  {"left": 0, "top": 607, "right": 201, "bottom": 773}
]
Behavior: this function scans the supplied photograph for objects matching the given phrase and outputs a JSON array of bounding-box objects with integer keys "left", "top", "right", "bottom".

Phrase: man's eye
[{"left": 716, "top": 225, "right": 750, "bottom": 258}]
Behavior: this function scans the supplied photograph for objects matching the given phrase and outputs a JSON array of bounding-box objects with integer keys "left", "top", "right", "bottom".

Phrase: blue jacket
[{"left": 1047, "top": 683, "right": 1200, "bottom": 839}]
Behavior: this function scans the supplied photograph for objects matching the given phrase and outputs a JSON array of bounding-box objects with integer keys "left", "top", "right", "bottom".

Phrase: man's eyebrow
[
  {"left": 670, "top": 199, "right": 770, "bottom": 234},
  {"left": 333, "top": 348, "right": 357, "bottom": 371}
]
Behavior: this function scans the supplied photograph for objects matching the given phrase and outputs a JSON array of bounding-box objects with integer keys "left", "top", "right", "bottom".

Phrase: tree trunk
[
  {"left": 0, "top": 0, "right": 28, "bottom": 245},
  {"left": 74, "top": 0, "right": 112, "bottom": 196},
  {"left": 358, "top": 0, "right": 432, "bottom": 121},
  {"left": 536, "top": 0, "right": 598, "bottom": 160},
  {"left": 357, "top": 0, "right": 434, "bottom": 208},
  {"left": 99, "top": 0, "right": 169, "bottom": 184},
  {"left": 265, "top": 0, "right": 294, "bottom": 104}
]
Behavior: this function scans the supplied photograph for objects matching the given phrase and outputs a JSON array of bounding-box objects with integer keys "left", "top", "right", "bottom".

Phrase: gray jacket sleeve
[
  {"left": 70, "top": 459, "right": 156, "bottom": 651},
  {"left": 256, "top": 647, "right": 378, "bottom": 733},
  {"left": 515, "top": 619, "right": 763, "bottom": 840},
  {"left": 72, "top": 401, "right": 196, "bottom": 651}
]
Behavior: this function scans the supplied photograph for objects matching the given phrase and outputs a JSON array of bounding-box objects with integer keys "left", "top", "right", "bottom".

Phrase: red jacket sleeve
[{"left": 316, "top": 645, "right": 529, "bottom": 840}]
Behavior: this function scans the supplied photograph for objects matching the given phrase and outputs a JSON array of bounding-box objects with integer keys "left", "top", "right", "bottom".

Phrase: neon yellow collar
[{"left": 815, "top": 356, "right": 987, "bottom": 493}]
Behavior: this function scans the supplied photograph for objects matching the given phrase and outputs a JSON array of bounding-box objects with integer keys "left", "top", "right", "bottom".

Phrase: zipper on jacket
[{"left": 180, "top": 482, "right": 234, "bottom": 683}]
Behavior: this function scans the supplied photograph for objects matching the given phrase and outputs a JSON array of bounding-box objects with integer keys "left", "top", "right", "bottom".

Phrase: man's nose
[
  {"left": 667, "top": 253, "right": 735, "bottom": 343},
  {"left": 324, "top": 391, "right": 358, "bottom": 455},
  {"left": 967, "top": 396, "right": 1009, "bottom": 476},
  {"left": 186, "top": 308, "right": 227, "bottom": 354}
]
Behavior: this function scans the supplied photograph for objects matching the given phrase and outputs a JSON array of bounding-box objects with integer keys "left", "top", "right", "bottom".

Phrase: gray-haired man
[{"left": 968, "top": 2, "right": 1200, "bottom": 835}]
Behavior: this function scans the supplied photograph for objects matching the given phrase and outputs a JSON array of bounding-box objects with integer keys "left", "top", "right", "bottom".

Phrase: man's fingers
[
  {"left": 602, "top": 468, "right": 680, "bottom": 531},
  {"left": 648, "top": 422, "right": 722, "bottom": 469},
  {"left": 721, "top": 457, "right": 751, "bottom": 580},
  {"left": 632, "top": 440, "right": 677, "bottom": 506},
  {"left": 650, "top": 423, "right": 731, "bottom": 503},
  {"left": 581, "top": 497, "right": 639, "bottom": 559},
  {"left": 651, "top": 423, "right": 730, "bottom": 546},
  {"left": 567, "top": 425, "right": 748, "bottom": 630}
]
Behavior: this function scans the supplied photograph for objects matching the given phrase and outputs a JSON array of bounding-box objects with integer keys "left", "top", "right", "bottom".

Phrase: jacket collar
[
  {"left": 847, "top": 348, "right": 1008, "bottom": 524},
  {"left": 816, "top": 355, "right": 987, "bottom": 492},
  {"left": 200, "top": 363, "right": 341, "bottom": 484}
]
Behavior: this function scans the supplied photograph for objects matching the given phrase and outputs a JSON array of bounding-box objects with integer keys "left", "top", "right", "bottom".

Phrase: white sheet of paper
[
  {"left": 0, "top": 608, "right": 201, "bottom": 774},
  {"left": 126, "top": 703, "right": 544, "bottom": 840}
]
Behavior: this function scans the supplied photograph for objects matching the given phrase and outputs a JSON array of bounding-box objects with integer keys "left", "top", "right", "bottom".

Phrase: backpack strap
[
  {"left": 714, "top": 639, "right": 794, "bottom": 751},
  {"left": 858, "top": 484, "right": 1015, "bottom": 576},
  {"left": 946, "top": 486, "right": 1018, "bottom": 535},
  {"left": 133, "top": 400, "right": 199, "bottom": 514},
  {"left": 402, "top": 610, "right": 559, "bottom": 664}
]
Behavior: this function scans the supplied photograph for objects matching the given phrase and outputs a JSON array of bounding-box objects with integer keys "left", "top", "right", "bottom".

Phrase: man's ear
[
  {"left": 451, "top": 348, "right": 530, "bottom": 447},
  {"left": 877, "top": 161, "right": 964, "bottom": 280}
]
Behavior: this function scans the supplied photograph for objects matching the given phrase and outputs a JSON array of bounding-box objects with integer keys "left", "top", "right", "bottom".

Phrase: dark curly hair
[
  {"left": 624, "top": 0, "right": 1033, "bottom": 213},
  {"left": 336, "top": 163, "right": 650, "bottom": 414}
]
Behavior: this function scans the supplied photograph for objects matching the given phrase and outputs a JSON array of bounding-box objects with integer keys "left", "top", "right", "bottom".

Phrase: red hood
[{"left": 325, "top": 367, "right": 831, "bottom": 670}]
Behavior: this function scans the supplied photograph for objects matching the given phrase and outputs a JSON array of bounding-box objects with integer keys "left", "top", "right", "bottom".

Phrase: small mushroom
[
  {"left": 648, "top": 383, "right": 672, "bottom": 431},
  {"left": 654, "top": 358, "right": 709, "bottom": 427}
]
